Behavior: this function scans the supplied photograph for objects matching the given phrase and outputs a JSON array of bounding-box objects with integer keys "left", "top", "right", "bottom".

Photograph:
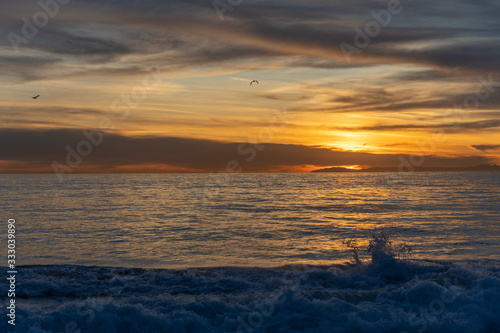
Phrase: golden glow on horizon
[{"left": 1, "top": 41, "right": 499, "bottom": 172}]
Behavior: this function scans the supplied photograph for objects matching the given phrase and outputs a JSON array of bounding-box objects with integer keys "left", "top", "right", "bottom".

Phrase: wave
[{"left": 2, "top": 237, "right": 499, "bottom": 333}]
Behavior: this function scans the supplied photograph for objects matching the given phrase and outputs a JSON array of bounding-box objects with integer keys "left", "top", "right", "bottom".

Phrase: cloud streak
[
  {"left": 471, "top": 144, "right": 500, "bottom": 152},
  {"left": 2, "top": 0, "right": 500, "bottom": 81},
  {"left": 334, "top": 119, "right": 500, "bottom": 132},
  {"left": 0, "top": 128, "right": 492, "bottom": 173}
]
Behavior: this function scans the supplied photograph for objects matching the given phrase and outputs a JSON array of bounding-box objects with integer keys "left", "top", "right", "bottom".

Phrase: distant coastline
[{"left": 311, "top": 164, "right": 500, "bottom": 173}]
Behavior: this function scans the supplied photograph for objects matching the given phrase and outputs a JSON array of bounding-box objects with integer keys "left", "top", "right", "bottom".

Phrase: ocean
[{"left": 1, "top": 172, "right": 499, "bottom": 332}]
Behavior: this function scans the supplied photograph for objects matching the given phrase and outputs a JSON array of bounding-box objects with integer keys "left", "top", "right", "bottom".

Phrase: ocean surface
[{"left": 1, "top": 172, "right": 499, "bottom": 332}]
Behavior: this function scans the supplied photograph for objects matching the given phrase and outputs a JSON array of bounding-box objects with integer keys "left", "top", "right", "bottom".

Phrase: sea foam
[{"left": 2, "top": 236, "right": 499, "bottom": 333}]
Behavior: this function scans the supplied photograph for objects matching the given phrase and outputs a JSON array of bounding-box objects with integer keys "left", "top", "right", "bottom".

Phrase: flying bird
[
  {"left": 250, "top": 80, "right": 259, "bottom": 85},
  {"left": 32, "top": 95, "right": 40, "bottom": 99}
]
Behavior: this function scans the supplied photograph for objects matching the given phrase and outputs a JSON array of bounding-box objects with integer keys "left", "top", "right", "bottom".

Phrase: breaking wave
[{"left": 2, "top": 235, "right": 499, "bottom": 333}]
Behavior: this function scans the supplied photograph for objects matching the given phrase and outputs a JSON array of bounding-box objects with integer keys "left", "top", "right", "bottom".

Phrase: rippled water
[{"left": 1, "top": 172, "right": 499, "bottom": 268}]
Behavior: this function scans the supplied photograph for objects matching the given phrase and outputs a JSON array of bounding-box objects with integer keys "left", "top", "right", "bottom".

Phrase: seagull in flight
[
  {"left": 32, "top": 95, "right": 40, "bottom": 99},
  {"left": 250, "top": 80, "right": 259, "bottom": 86}
]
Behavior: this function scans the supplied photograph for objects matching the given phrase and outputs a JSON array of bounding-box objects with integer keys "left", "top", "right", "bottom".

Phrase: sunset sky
[{"left": 1, "top": 0, "right": 499, "bottom": 173}]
